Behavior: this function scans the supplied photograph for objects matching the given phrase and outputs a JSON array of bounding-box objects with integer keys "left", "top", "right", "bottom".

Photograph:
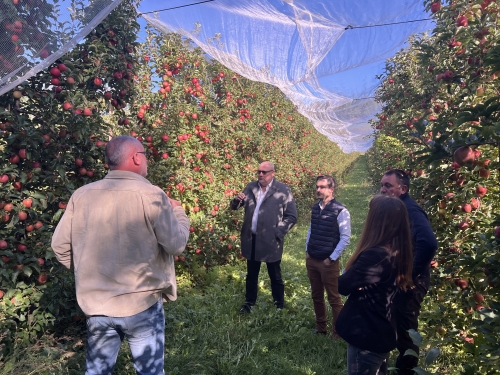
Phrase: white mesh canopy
[
  {"left": 140, "top": 0, "right": 433, "bottom": 152},
  {"left": 0, "top": 0, "right": 124, "bottom": 96}
]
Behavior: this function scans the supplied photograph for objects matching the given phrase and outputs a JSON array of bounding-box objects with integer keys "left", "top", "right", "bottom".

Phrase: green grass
[{"left": 1, "top": 156, "right": 377, "bottom": 375}]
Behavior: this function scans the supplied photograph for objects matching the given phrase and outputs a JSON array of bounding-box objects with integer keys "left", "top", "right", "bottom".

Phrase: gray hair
[{"left": 105, "top": 136, "right": 141, "bottom": 168}]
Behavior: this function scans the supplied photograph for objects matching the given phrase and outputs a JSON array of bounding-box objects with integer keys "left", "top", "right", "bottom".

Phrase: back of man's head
[{"left": 105, "top": 136, "right": 141, "bottom": 170}]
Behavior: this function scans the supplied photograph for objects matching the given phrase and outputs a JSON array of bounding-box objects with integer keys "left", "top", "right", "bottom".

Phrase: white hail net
[
  {"left": 140, "top": 0, "right": 433, "bottom": 152},
  {"left": 0, "top": 0, "right": 124, "bottom": 97}
]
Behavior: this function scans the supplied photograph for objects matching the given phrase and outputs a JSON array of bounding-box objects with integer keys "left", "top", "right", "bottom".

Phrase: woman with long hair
[{"left": 335, "top": 195, "right": 413, "bottom": 375}]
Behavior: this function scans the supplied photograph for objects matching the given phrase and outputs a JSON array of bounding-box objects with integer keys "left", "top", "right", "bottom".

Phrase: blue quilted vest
[{"left": 307, "top": 199, "right": 345, "bottom": 260}]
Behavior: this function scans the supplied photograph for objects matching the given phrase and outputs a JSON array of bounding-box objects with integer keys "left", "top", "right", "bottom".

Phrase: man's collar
[
  {"left": 105, "top": 170, "right": 150, "bottom": 184},
  {"left": 258, "top": 178, "right": 274, "bottom": 190}
]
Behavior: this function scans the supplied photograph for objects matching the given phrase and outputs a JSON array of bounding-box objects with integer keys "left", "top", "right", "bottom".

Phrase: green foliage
[{"left": 366, "top": 1, "right": 500, "bottom": 373}]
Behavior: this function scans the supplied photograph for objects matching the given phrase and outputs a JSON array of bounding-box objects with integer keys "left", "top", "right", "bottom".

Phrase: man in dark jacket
[
  {"left": 306, "top": 175, "right": 351, "bottom": 337},
  {"left": 380, "top": 169, "right": 438, "bottom": 375},
  {"left": 231, "top": 161, "right": 297, "bottom": 313}
]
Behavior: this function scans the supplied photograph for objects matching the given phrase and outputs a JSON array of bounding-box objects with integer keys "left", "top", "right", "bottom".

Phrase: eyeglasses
[
  {"left": 257, "top": 170, "right": 274, "bottom": 175},
  {"left": 137, "top": 150, "right": 151, "bottom": 157}
]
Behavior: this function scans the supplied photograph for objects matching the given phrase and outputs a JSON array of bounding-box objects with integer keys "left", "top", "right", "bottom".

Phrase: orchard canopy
[{"left": 0, "top": 0, "right": 434, "bottom": 152}]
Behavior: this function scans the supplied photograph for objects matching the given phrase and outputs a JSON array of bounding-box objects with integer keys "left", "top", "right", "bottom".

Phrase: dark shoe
[
  {"left": 312, "top": 329, "right": 327, "bottom": 335},
  {"left": 275, "top": 302, "right": 284, "bottom": 310},
  {"left": 239, "top": 304, "right": 252, "bottom": 314}
]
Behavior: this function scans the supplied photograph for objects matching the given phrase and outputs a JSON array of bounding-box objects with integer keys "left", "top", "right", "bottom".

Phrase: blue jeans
[
  {"left": 85, "top": 299, "right": 165, "bottom": 375},
  {"left": 347, "top": 344, "right": 389, "bottom": 375}
]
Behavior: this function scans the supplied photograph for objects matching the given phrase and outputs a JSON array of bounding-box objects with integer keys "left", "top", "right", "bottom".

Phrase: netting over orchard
[{"left": 0, "top": 0, "right": 434, "bottom": 152}]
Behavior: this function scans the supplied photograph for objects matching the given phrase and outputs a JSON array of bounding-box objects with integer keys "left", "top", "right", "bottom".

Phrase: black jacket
[
  {"left": 335, "top": 247, "right": 398, "bottom": 353},
  {"left": 400, "top": 193, "right": 437, "bottom": 279},
  {"left": 230, "top": 180, "right": 297, "bottom": 263}
]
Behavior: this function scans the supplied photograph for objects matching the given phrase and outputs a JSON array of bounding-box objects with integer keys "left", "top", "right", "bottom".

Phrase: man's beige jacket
[{"left": 51, "top": 170, "right": 190, "bottom": 317}]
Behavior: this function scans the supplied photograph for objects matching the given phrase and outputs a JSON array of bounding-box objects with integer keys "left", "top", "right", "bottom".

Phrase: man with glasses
[
  {"left": 305, "top": 175, "right": 351, "bottom": 338},
  {"left": 231, "top": 161, "right": 297, "bottom": 313},
  {"left": 52, "top": 135, "right": 190, "bottom": 374},
  {"left": 380, "top": 169, "right": 437, "bottom": 375}
]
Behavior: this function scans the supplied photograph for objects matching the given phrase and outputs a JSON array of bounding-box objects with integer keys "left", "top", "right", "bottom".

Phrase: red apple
[
  {"left": 22, "top": 198, "right": 32, "bottom": 208},
  {"left": 37, "top": 274, "right": 48, "bottom": 284},
  {"left": 0, "top": 174, "right": 9, "bottom": 183},
  {"left": 17, "top": 244, "right": 27, "bottom": 252},
  {"left": 34, "top": 221, "right": 43, "bottom": 229},
  {"left": 18, "top": 211, "right": 28, "bottom": 221},
  {"left": 18, "top": 149, "right": 27, "bottom": 159},
  {"left": 9, "top": 154, "right": 20, "bottom": 164},
  {"left": 462, "top": 204, "right": 472, "bottom": 213},
  {"left": 456, "top": 15, "right": 468, "bottom": 27},
  {"left": 454, "top": 146, "right": 474, "bottom": 166},
  {"left": 479, "top": 168, "right": 490, "bottom": 178},
  {"left": 50, "top": 67, "right": 61, "bottom": 77},
  {"left": 63, "top": 102, "right": 73, "bottom": 111},
  {"left": 430, "top": 2, "right": 441, "bottom": 13},
  {"left": 471, "top": 198, "right": 480, "bottom": 209},
  {"left": 59, "top": 202, "right": 67, "bottom": 209},
  {"left": 75, "top": 158, "right": 83, "bottom": 166},
  {"left": 476, "top": 186, "right": 487, "bottom": 197},
  {"left": 0, "top": 240, "right": 8, "bottom": 249},
  {"left": 455, "top": 279, "right": 468, "bottom": 289}
]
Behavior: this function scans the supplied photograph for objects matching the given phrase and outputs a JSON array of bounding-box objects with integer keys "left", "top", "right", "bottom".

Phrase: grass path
[{"left": 1, "top": 156, "right": 377, "bottom": 375}]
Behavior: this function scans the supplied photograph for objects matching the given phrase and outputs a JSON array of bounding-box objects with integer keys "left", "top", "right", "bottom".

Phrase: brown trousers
[{"left": 306, "top": 256, "right": 343, "bottom": 334}]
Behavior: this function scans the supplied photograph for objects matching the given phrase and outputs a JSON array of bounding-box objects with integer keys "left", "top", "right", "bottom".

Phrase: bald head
[
  {"left": 105, "top": 136, "right": 148, "bottom": 176},
  {"left": 257, "top": 161, "right": 275, "bottom": 187}
]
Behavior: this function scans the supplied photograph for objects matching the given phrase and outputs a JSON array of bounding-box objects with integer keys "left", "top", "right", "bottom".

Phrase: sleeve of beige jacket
[
  {"left": 51, "top": 197, "right": 75, "bottom": 269},
  {"left": 152, "top": 193, "right": 190, "bottom": 255}
]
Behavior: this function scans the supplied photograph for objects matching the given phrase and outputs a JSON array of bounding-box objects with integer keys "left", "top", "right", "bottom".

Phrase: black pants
[
  {"left": 394, "top": 275, "right": 429, "bottom": 375},
  {"left": 245, "top": 234, "right": 284, "bottom": 308}
]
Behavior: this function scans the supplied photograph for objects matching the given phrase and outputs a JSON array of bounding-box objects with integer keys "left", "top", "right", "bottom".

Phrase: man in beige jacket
[{"left": 52, "top": 135, "right": 190, "bottom": 375}]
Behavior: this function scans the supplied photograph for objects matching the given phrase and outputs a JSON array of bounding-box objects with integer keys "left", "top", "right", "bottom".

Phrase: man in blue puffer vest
[{"left": 305, "top": 175, "right": 351, "bottom": 338}]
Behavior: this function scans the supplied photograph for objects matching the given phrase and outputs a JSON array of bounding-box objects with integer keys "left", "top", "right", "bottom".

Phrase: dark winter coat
[
  {"left": 400, "top": 193, "right": 437, "bottom": 279},
  {"left": 230, "top": 180, "right": 297, "bottom": 262},
  {"left": 335, "top": 247, "right": 398, "bottom": 354}
]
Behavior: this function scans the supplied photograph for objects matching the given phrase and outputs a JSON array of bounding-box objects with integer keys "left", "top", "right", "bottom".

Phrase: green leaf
[
  {"left": 22, "top": 266, "right": 33, "bottom": 277},
  {"left": 425, "top": 348, "right": 440, "bottom": 366},
  {"left": 408, "top": 329, "right": 422, "bottom": 347},
  {"left": 412, "top": 368, "right": 429, "bottom": 375},
  {"left": 404, "top": 349, "right": 419, "bottom": 358}
]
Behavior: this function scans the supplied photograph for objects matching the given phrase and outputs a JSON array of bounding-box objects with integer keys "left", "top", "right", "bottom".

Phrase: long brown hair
[{"left": 345, "top": 195, "right": 413, "bottom": 290}]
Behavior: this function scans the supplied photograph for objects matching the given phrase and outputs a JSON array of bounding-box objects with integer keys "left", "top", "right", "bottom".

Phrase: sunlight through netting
[{"left": 140, "top": 0, "right": 433, "bottom": 152}]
